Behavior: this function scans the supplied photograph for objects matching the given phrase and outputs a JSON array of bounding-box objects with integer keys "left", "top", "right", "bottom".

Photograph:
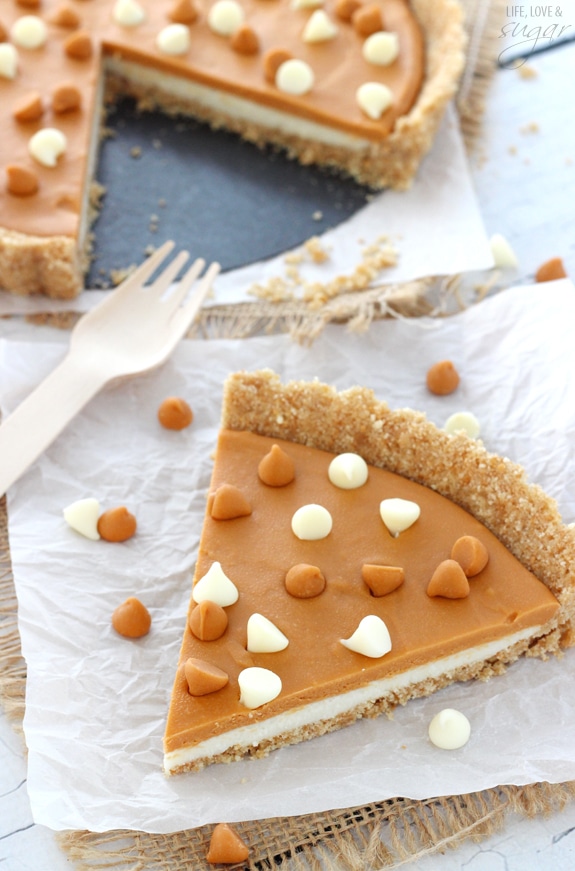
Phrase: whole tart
[
  {"left": 163, "top": 370, "right": 575, "bottom": 775},
  {"left": 0, "top": 0, "right": 465, "bottom": 298}
]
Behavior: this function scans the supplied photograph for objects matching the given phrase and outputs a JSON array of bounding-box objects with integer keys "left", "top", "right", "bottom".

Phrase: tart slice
[{"left": 163, "top": 370, "right": 575, "bottom": 775}]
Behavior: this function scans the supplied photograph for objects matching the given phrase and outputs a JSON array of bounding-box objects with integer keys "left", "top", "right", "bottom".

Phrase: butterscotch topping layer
[{"left": 163, "top": 425, "right": 561, "bottom": 760}]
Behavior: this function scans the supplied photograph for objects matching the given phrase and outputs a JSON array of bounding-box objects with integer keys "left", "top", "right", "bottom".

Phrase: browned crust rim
[{"left": 221, "top": 369, "right": 575, "bottom": 647}]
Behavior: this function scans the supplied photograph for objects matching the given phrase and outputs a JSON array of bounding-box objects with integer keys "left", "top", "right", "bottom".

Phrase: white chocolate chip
[
  {"left": 156, "top": 23, "right": 191, "bottom": 55},
  {"left": 0, "top": 43, "right": 19, "bottom": 79},
  {"left": 292, "top": 0, "right": 324, "bottom": 7},
  {"left": 362, "top": 31, "right": 399, "bottom": 66},
  {"left": 302, "top": 9, "right": 338, "bottom": 42},
  {"left": 379, "top": 498, "right": 420, "bottom": 536},
  {"left": 63, "top": 498, "right": 101, "bottom": 541},
  {"left": 428, "top": 708, "right": 471, "bottom": 750},
  {"left": 11, "top": 16, "right": 48, "bottom": 49},
  {"left": 112, "top": 0, "right": 146, "bottom": 27},
  {"left": 207, "top": 0, "right": 245, "bottom": 36},
  {"left": 192, "top": 561, "right": 239, "bottom": 607},
  {"left": 356, "top": 82, "right": 393, "bottom": 119},
  {"left": 276, "top": 59, "right": 314, "bottom": 96},
  {"left": 340, "top": 615, "right": 392, "bottom": 658},
  {"left": 328, "top": 453, "right": 368, "bottom": 489},
  {"left": 291, "top": 503, "right": 332, "bottom": 540},
  {"left": 489, "top": 233, "right": 518, "bottom": 268},
  {"left": 247, "top": 613, "right": 289, "bottom": 653},
  {"left": 28, "top": 128, "right": 67, "bottom": 167},
  {"left": 444, "top": 411, "right": 480, "bottom": 439},
  {"left": 238, "top": 667, "right": 282, "bottom": 709}
]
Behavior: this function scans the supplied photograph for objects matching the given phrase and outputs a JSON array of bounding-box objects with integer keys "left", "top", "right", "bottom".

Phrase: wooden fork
[{"left": 0, "top": 241, "right": 219, "bottom": 498}]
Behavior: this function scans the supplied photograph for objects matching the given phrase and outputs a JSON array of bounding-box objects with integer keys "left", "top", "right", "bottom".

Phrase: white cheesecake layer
[
  {"left": 104, "top": 56, "right": 369, "bottom": 151},
  {"left": 164, "top": 624, "right": 538, "bottom": 773}
]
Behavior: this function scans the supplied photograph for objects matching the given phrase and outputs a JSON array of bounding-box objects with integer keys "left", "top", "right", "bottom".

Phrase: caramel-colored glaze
[
  {"left": 426, "top": 559, "right": 470, "bottom": 599},
  {"left": 206, "top": 823, "right": 250, "bottom": 865},
  {"left": 362, "top": 563, "right": 405, "bottom": 596},
  {"left": 164, "top": 430, "right": 560, "bottom": 754},
  {"left": 184, "top": 657, "right": 229, "bottom": 696},
  {"left": 157, "top": 396, "right": 193, "bottom": 429},
  {"left": 112, "top": 596, "right": 151, "bottom": 638},
  {"left": 535, "top": 256, "right": 568, "bottom": 283},
  {"left": 97, "top": 506, "right": 137, "bottom": 542},
  {"left": 451, "top": 534, "right": 489, "bottom": 577},
  {"left": 426, "top": 360, "right": 460, "bottom": 396},
  {"left": 208, "top": 483, "right": 252, "bottom": 520},
  {"left": 1, "top": 0, "right": 424, "bottom": 238}
]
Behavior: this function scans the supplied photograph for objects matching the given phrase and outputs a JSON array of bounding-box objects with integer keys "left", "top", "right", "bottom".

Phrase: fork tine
[
  {"left": 170, "top": 260, "right": 220, "bottom": 336},
  {"left": 162, "top": 257, "right": 206, "bottom": 312},
  {"left": 145, "top": 249, "right": 192, "bottom": 301},
  {"left": 112, "top": 240, "right": 176, "bottom": 300}
]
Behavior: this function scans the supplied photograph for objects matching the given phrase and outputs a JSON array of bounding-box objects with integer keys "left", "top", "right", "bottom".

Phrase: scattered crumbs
[
  {"left": 523, "top": 157, "right": 531, "bottom": 165},
  {"left": 158, "top": 197, "right": 167, "bottom": 208},
  {"left": 144, "top": 244, "right": 157, "bottom": 257},
  {"left": 519, "top": 122, "right": 539, "bottom": 135},
  {"left": 508, "top": 145, "right": 518, "bottom": 156},
  {"left": 152, "top": 138, "right": 163, "bottom": 149},
  {"left": 566, "top": 157, "right": 573, "bottom": 166},
  {"left": 130, "top": 145, "right": 142, "bottom": 158},
  {"left": 110, "top": 266, "right": 136, "bottom": 285},
  {"left": 304, "top": 236, "right": 330, "bottom": 263},
  {"left": 149, "top": 213, "right": 160, "bottom": 231},
  {"left": 248, "top": 233, "right": 397, "bottom": 307},
  {"left": 312, "top": 210, "right": 323, "bottom": 221},
  {"left": 517, "top": 64, "right": 537, "bottom": 80}
]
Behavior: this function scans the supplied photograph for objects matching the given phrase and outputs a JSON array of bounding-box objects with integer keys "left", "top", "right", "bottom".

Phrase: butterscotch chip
[
  {"left": 6, "top": 164, "right": 39, "bottom": 197},
  {"left": 352, "top": 2, "right": 383, "bottom": 36},
  {"left": 168, "top": 0, "right": 198, "bottom": 24},
  {"left": 206, "top": 823, "right": 249, "bottom": 865},
  {"left": 13, "top": 92, "right": 44, "bottom": 123},
  {"left": 231, "top": 24, "right": 260, "bottom": 55},
  {"left": 64, "top": 30, "right": 93, "bottom": 60},
  {"left": 426, "top": 360, "right": 460, "bottom": 396},
  {"left": 535, "top": 256, "right": 567, "bottom": 283},
  {"left": 427, "top": 559, "right": 470, "bottom": 599},
  {"left": 189, "top": 599, "right": 229, "bottom": 641},
  {"left": 208, "top": 483, "right": 252, "bottom": 520},
  {"left": 157, "top": 396, "right": 193, "bottom": 429},
  {"left": 184, "top": 658, "right": 229, "bottom": 696},
  {"left": 50, "top": 3, "right": 81, "bottom": 28},
  {"left": 263, "top": 47, "right": 292, "bottom": 84},
  {"left": 17, "top": 0, "right": 41, "bottom": 7},
  {"left": 335, "top": 0, "right": 362, "bottom": 21},
  {"left": 112, "top": 597, "right": 151, "bottom": 638},
  {"left": 97, "top": 506, "right": 137, "bottom": 542},
  {"left": 451, "top": 535, "right": 489, "bottom": 577},
  {"left": 0, "top": 23, "right": 7, "bottom": 42},
  {"left": 52, "top": 82, "right": 82, "bottom": 113},
  {"left": 285, "top": 564, "right": 326, "bottom": 598},
  {"left": 362, "top": 564, "right": 404, "bottom": 596},
  {"left": 258, "top": 443, "right": 295, "bottom": 486}
]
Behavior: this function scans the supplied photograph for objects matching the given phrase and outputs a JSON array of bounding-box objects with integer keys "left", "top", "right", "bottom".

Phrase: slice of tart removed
[{"left": 163, "top": 370, "right": 575, "bottom": 775}]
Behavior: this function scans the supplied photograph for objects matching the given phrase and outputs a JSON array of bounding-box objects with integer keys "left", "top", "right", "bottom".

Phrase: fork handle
[{"left": 0, "top": 352, "right": 106, "bottom": 499}]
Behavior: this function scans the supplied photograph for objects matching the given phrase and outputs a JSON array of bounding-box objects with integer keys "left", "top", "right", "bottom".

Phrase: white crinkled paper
[{"left": 1, "top": 280, "right": 574, "bottom": 834}]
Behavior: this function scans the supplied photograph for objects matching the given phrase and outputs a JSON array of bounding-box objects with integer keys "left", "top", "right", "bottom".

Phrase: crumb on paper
[
  {"left": 508, "top": 145, "right": 518, "bottom": 156},
  {"left": 519, "top": 122, "right": 539, "bottom": 135},
  {"left": 248, "top": 234, "right": 398, "bottom": 307},
  {"left": 517, "top": 64, "right": 537, "bottom": 80},
  {"left": 130, "top": 145, "right": 142, "bottom": 159},
  {"left": 110, "top": 266, "right": 136, "bottom": 285}
]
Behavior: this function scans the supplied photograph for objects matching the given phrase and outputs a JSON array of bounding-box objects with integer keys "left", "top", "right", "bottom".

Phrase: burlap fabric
[{"left": 3, "top": 2, "right": 575, "bottom": 868}]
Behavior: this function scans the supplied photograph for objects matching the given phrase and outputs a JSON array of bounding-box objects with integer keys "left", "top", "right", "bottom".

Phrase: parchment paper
[
  {"left": 0, "top": 107, "right": 492, "bottom": 317},
  {"left": 1, "top": 280, "right": 574, "bottom": 834}
]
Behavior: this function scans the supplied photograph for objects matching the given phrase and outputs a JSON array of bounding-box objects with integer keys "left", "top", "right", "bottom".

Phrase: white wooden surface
[{"left": 2, "top": 38, "right": 575, "bottom": 871}]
